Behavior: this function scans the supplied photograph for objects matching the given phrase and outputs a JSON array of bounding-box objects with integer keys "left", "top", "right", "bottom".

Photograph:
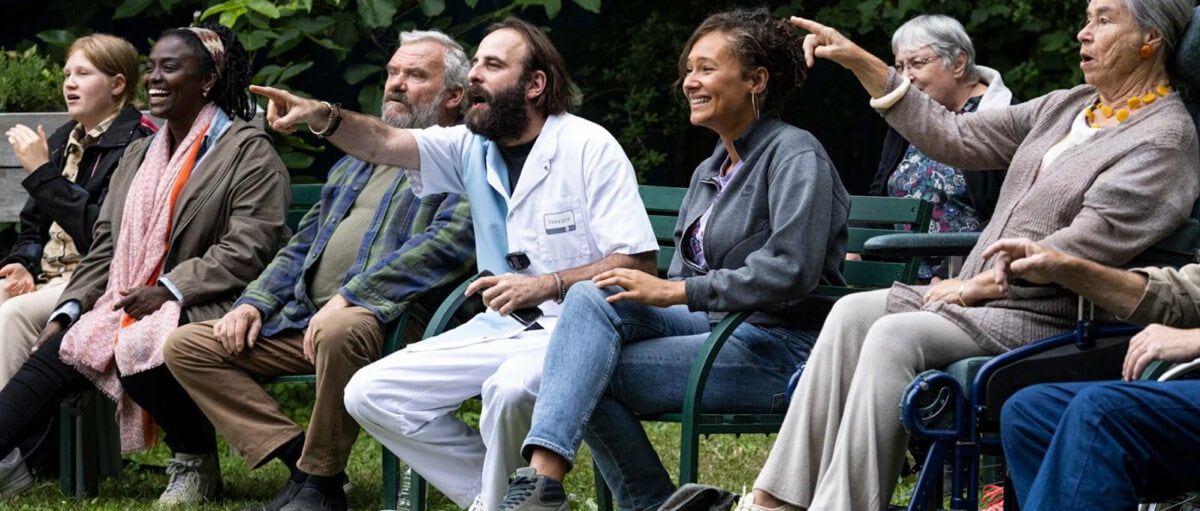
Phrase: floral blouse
[{"left": 887, "top": 95, "right": 984, "bottom": 279}]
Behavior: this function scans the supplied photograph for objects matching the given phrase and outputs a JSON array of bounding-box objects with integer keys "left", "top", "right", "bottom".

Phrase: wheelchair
[{"left": 881, "top": 7, "right": 1200, "bottom": 509}]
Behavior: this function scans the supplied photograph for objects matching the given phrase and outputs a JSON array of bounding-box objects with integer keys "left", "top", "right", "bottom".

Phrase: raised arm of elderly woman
[{"left": 716, "top": 2, "right": 1200, "bottom": 511}]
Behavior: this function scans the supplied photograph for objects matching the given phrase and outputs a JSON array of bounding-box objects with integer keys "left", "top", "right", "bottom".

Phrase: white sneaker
[
  {"left": 156, "top": 452, "right": 222, "bottom": 506},
  {"left": 0, "top": 448, "right": 33, "bottom": 497},
  {"left": 733, "top": 493, "right": 794, "bottom": 511}
]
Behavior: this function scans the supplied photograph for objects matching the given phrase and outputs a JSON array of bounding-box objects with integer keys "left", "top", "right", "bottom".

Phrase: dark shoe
[
  {"left": 497, "top": 467, "right": 568, "bottom": 511},
  {"left": 279, "top": 479, "right": 347, "bottom": 511},
  {"left": 0, "top": 448, "right": 33, "bottom": 497},
  {"left": 245, "top": 477, "right": 307, "bottom": 511}
]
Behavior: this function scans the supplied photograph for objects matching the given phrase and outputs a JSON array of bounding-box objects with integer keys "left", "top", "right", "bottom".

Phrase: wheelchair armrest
[
  {"left": 861, "top": 232, "right": 980, "bottom": 258},
  {"left": 969, "top": 323, "right": 1142, "bottom": 424},
  {"left": 1145, "top": 357, "right": 1200, "bottom": 381}
]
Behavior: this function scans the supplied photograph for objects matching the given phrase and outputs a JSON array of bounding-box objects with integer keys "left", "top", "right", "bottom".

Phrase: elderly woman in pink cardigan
[{"left": 727, "top": 1, "right": 1200, "bottom": 511}]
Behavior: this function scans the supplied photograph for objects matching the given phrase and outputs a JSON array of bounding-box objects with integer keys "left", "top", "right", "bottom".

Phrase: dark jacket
[
  {"left": 675, "top": 116, "right": 850, "bottom": 330},
  {"left": 1, "top": 104, "right": 156, "bottom": 276}
]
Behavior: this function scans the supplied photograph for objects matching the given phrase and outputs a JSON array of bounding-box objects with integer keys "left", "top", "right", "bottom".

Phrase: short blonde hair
[{"left": 67, "top": 34, "right": 140, "bottom": 107}]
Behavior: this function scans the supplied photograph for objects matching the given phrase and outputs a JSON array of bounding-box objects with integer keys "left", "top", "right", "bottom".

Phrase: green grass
[{"left": 4, "top": 391, "right": 924, "bottom": 511}]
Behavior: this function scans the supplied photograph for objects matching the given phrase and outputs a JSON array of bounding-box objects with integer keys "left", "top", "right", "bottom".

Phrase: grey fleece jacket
[{"left": 674, "top": 116, "right": 850, "bottom": 330}]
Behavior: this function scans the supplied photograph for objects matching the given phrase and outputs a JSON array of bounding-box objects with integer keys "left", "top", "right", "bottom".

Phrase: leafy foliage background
[{"left": 2, "top": 0, "right": 1087, "bottom": 191}]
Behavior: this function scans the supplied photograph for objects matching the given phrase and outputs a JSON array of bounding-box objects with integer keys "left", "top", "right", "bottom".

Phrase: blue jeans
[
  {"left": 1002, "top": 380, "right": 1200, "bottom": 511},
  {"left": 523, "top": 282, "right": 817, "bottom": 511}
]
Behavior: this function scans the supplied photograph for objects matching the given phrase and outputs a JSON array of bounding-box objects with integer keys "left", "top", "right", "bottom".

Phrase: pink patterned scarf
[{"left": 60, "top": 103, "right": 218, "bottom": 452}]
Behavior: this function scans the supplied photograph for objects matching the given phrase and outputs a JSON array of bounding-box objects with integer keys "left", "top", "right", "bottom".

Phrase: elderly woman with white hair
[
  {"left": 719, "top": 0, "right": 1200, "bottom": 509},
  {"left": 866, "top": 15, "right": 1013, "bottom": 280}
]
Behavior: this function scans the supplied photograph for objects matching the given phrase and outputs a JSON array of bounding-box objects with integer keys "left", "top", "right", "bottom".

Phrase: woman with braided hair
[{"left": 0, "top": 22, "right": 289, "bottom": 505}]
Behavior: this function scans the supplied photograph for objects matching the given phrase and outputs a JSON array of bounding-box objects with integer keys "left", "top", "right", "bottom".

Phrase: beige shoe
[
  {"left": 156, "top": 452, "right": 222, "bottom": 506},
  {"left": 734, "top": 492, "right": 798, "bottom": 511}
]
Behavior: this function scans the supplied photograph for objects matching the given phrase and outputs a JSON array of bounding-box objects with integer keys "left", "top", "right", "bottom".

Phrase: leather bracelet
[
  {"left": 310, "top": 101, "right": 342, "bottom": 138},
  {"left": 956, "top": 281, "right": 968, "bottom": 307},
  {"left": 551, "top": 272, "right": 566, "bottom": 303}
]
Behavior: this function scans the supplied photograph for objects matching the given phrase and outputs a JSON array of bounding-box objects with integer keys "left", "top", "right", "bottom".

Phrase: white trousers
[
  {"left": 0, "top": 276, "right": 68, "bottom": 387},
  {"left": 344, "top": 312, "right": 550, "bottom": 511}
]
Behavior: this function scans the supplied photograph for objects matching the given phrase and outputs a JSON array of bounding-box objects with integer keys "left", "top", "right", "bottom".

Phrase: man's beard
[
  {"left": 465, "top": 77, "right": 530, "bottom": 142},
  {"left": 382, "top": 90, "right": 445, "bottom": 129}
]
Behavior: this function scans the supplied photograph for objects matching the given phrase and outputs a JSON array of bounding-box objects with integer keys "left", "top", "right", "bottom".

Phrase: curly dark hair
[
  {"left": 160, "top": 22, "right": 255, "bottom": 121},
  {"left": 676, "top": 7, "right": 807, "bottom": 114}
]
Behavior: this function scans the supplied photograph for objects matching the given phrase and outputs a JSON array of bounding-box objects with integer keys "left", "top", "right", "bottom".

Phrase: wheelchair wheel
[{"left": 904, "top": 370, "right": 959, "bottom": 432}]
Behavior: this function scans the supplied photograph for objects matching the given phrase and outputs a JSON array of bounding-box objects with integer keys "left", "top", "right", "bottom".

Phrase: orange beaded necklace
[{"left": 1085, "top": 84, "right": 1172, "bottom": 128}]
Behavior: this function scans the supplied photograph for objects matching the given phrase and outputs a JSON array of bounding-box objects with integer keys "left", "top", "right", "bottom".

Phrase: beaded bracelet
[
  {"left": 310, "top": 101, "right": 342, "bottom": 138},
  {"left": 552, "top": 272, "right": 567, "bottom": 303}
]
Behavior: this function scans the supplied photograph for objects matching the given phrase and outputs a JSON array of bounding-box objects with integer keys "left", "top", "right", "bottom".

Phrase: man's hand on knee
[
  {"left": 303, "top": 294, "right": 354, "bottom": 363},
  {"left": 214, "top": 304, "right": 263, "bottom": 355}
]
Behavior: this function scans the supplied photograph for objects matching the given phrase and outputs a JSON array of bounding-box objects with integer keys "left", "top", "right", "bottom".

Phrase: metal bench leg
[{"left": 594, "top": 460, "right": 614, "bottom": 511}]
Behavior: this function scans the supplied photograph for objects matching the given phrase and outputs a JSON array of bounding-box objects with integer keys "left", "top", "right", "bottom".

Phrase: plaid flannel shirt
[{"left": 235, "top": 156, "right": 475, "bottom": 336}]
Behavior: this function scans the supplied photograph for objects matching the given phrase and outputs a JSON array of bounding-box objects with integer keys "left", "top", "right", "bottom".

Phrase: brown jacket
[
  {"left": 1126, "top": 265, "right": 1200, "bottom": 328},
  {"left": 59, "top": 116, "right": 291, "bottom": 323},
  {"left": 880, "top": 72, "right": 1200, "bottom": 352}
]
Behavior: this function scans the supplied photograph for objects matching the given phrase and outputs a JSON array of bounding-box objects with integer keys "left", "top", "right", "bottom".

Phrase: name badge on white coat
[{"left": 543, "top": 210, "right": 577, "bottom": 234}]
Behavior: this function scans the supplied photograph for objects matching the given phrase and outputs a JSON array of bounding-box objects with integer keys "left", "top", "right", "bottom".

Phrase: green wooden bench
[
  {"left": 57, "top": 182, "right": 415, "bottom": 501},
  {"left": 392, "top": 187, "right": 932, "bottom": 511},
  {"left": 593, "top": 193, "right": 932, "bottom": 511}
]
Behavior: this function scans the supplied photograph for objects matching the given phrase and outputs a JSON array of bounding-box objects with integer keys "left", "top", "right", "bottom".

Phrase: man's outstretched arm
[
  {"left": 251, "top": 85, "right": 421, "bottom": 169},
  {"left": 983, "top": 238, "right": 1200, "bottom": 380}
]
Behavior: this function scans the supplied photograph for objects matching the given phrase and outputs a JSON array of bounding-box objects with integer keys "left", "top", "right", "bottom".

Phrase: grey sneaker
[
  {"left": 497, "top": 467, "right": 568, "bottom": 511},
  {"left": 156, "top": 452, "right": 222, "bottom": 506},
  {"left": 0, "top": 448, "right": 33, "bottom": 497}
]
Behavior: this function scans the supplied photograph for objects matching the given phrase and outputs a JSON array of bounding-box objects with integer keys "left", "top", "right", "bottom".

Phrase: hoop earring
[
  {"left": 751, "top": 92, "right": 760, "bottom": 120},
  {"left": 1140, "top": 44, "right": 1153, "bottom": 59}
]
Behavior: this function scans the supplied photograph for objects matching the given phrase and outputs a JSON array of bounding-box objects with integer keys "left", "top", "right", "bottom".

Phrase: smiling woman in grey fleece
[
  {"left": 723, "top": 3, "right": 1200, "bottom": 511},
  {"left": 492, "top": 9, "right": 852, "bottom": 511}
]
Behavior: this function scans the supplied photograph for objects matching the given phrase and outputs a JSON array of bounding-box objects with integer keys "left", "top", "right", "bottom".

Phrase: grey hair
[
  {"left": 398, "top": 30, "right": 470, "bottom": 92},
  {"left": 891, "top": 14, "right": 980, "bottom": 83},
  {"left": 1126, "top": 0, "right": 1192, "bottom": 59}
]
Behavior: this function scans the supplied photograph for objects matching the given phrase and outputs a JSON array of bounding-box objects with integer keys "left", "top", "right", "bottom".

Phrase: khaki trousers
[
  {"left": 753, "top": 289, "right": 989, "bottom": 511},
  {"left": 0, "top": 276, "right": 69, "bottom": 387},
  {"left": 164, "top": 306, "right": 417, "bottom": 475}
]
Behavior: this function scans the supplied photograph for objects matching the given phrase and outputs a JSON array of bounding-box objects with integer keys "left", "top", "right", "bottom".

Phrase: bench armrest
[{"left": 862, "top": 232, "right": 980, "bottom": 258}]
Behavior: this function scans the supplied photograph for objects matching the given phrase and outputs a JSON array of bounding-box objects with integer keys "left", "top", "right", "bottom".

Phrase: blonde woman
[{"left": 1, "top": 34, "right": 155, "bottom": 387}]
